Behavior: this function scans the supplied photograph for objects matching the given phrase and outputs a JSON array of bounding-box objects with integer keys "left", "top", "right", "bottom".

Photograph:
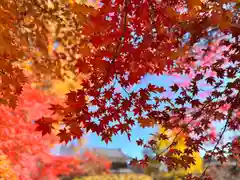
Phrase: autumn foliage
[
  {"left": 0, "top": 0, "right": 240, "bottom": 179},
  {"left": 0, "top": 85, "right": 80, "bottom": 179},
  {"left": 73, "top": 174, "right": 152, "bottom": 180},
  {"left": 0, "top": 84, "right": 111, "bottom": 179},
  {"left": 73, "top": 150, "right": 112, "bottom": 176},
  {"left": 143, "top": 127, "right": 203, "bottom": 179}
]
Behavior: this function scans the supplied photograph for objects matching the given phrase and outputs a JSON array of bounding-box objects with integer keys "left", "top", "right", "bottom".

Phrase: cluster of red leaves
[
  {"left": 37, "top": 150, "right": 112, "bottom": 179},
  {"left": 203, "top": 142, "right": 240, "bottom": 180},
  {"left": 71, "top": 150, "right": 112, "bottom": 176},
  {"left": 31, "top": 0, "right": 240, "bottom": 179},
  {"left": 0, "top": 85, "right": 82, "bottom": 179},
  {"left": 0, "top": 58, "right": 27, "bottom": 109}
]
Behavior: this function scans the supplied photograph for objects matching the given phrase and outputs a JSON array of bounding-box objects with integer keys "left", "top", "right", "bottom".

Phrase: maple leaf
[
  {"left": 138, "top": 117, "right": 155, "bottom": 128},
  {"left": 148, "top": 139, "right": 156, "bottom": 147},
  {"left": 170, "top": 83, "right": 179, "bottom": 92},
  {"left": 175, "top": 97, "right": 185, "bottom": 106},
  {"left": 35, "top": 118, "right": 56, "bottom": 136},
  {"left": 69, "top": 123, "right": 83, "bottom": 138},
  {"left": 194, "top": 73, "right": 204, "bottom": 81},
  {"left": 101, "top": 133, "right": 112, "bottom": 144},
  {"left": 206, "top": 77, "right": 215, "bottom": 85},
  {"left": 57, "top": 128, "right": 72, "bottom": 144},
  {"left": 104, "top": 89, "right": 113, "bottom": 99},
  {"left": 191, "top": 99, "right": 202, "bottom": 108},
  {"left": 71, "top": 3, "right": 95, "bottom": 15},
  {"left": 136, "top": 139, "right": 144, "bottom": 146}
]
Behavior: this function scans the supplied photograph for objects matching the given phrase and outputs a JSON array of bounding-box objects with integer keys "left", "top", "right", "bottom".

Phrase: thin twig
[
  {"left": 157, "top": 98, "right": 215, "bottom": 155},
  {"left": 199, "top": 90, "right": 240, "bottom": 179},
  {"left": 115, "top": 75, "right": 131, "bottom": 96},
  {"left": 96, "top": 0, "right": 130, "bottom": 89}
]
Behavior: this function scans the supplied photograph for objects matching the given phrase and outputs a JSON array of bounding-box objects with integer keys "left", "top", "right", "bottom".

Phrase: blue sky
[
  {"left": 50, "top": 74, "right": 175, "bottom": 158},
  {"left": 51, "top": 73, "right": 240, "bottom": 159},
  {"left": 52, "top": 40, "right": 178, "bottom": 158},
  {"left": 84, "top": 74, "right": 240, "bottom": 159},
  {"left": 84, "top": 74, "right": 187, "bottom": 159}
]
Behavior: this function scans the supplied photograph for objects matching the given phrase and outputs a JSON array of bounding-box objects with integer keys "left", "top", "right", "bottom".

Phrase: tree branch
[
  {"left": 97, "top": 0, "right": 130, "bottom": 89},
  {"left": 199, "top": 90, "right": 240, "bottom": 179},
  {"left": 156, "top": 97, "right": 215, "bottom": 156}
]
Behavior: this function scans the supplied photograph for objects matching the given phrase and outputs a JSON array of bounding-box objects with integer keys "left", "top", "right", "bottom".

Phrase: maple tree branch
[
  {"left": 199, "top": 90, "right": 240, "bottom": 179},
  {"left": 121, "top": 85, "right": 131, "bottom": 96},
  {"left": 148, "top": 1, "right": 158, "bottom": 40},
  {"left": 115, "top": 75, "right": 131, "bottom": 96},
  {"left": 98, "top": 0, "right": 130, "bottom": 89},
  {"left": 156, "top": 98, "right": 215, "bottom": 156},
  {"left": 114, "top": 0, "right": 129, "bottom": 59}
]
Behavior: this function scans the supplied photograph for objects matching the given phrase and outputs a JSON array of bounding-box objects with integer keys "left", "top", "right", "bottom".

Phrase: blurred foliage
[
  {"left": 0, "top": 153, "right": 17, "bottom": 180},
  {"left": 16, "top": 0, "right": 97, "bottom": 97},
  {"left": 158, "top": 127, "right": 203, "bottom": 176},
  {"left": 73, "top": 174, "right": 152, "bottom": 180},
  {"left": 144, "top": 127, "right": 203, "bottom": 179}
]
